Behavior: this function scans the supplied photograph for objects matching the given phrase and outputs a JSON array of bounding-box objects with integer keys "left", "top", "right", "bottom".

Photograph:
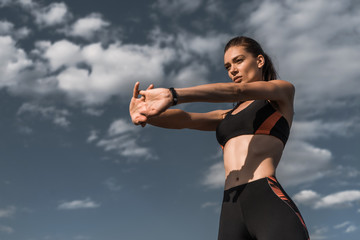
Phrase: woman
[{"left": 130, "top": 36, "right": 310, "bottom": 240}]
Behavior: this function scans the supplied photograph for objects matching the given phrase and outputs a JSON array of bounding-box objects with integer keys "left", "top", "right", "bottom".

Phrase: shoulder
[
  {"left": 269, "top": 79, "right": 295, "bottom": 92},
  {"left": 268, "top": 80, "right": 295, "bottom": 100}
]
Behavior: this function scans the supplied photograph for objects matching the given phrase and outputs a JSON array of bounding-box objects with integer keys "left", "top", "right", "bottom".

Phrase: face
[{"left": 223, "top": 46, "right": 265, "bottom": 83}]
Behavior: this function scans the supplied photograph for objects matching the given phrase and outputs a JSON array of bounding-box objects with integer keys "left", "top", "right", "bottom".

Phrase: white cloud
[
  {"left": 18, "top": 0, "right": 34, "bottom": 7},
  {"left": 201, "top": 201, "right": 218, "bottom": 208},
  {"left": 43, "top": 39, "right": 82, "bottom": 71},
  {"left": 153, "top": 0, "right": 203, "bottom": 15},
  {"left": 294, "top": 189, "right": 360, "bottom": 209},
  {"left": 87, "top": 130, "right": 99, "bottom": 143},
  {"left": 95, "top": 118, "right": 156, "bottom": 160},
  {"left": 17, "top": 102, "right": 71, "bottom": 128},
  {"left": 67, "top": 13, "right": 110, "bottom": 40},
  {"left": 334, "top": 221, "right": 358, "bottom": 233},
  {"left": 0, "top": 37, "right": 55, "bottom": 95},
  {"left": 0, "top": 206, "right": 16, "bottom": 218},
  {"left": 170, "top": 63, "right": 209, "bottom": 88},
  {"left": 83, "top": 108, "right": 104, "bottom": 116},
  {"left": 107, "top": 119, "right": 139, "bottom": 136},
  {"left": 247, "top": 0, "right": 360, "bottom": 115},
  {"left": 0, "top": 36, "right": 32, "bottom": 88},
  {"left": 0, "top": 0, "right": 11, "bottom": 7},
  {"left": 0, "top": 20, "right": 31, "bottom": 39},
  {"left": 58, "top": 198, "right": 100, "bottom": 210},
  {"left": 0, "top": 225, "right": 14, "bottom": 234},
  {"left": 310, "top": 226, "right": 329, "bottom": 240},
  {"left": 315, "top": 190, "right": 360, "bottom": 209},
  {"left": 291, "top": 119, "right": 360, "bottom": 140},
  {"left": 201, "top": 161, "right": 224, "bottom": 189},
  {"left": 97, "top": 134, "right": 153, "bottom": 160},
  {"left": 292, "top": 190, "right": 321, "bottom": 205},
  {"left": 205, "top": 0, "right": 226, "bottom": 19},
  {"left": 200, "top": 201, "right": 221, "bottom": 213},
  {"left": 104, "top": 177, "right": 122, "bottom": 191},
  {"left": 33, "top": 2, "right": 70, "bottom": 27},
  {"left": 277, "top": 139, "right": 332, "bottom": 186},
  {"left": 0, "top": 21, "right": 13, "bottom": 34},
  {"left": 171, "top": 31, "right": 230, "bottom": 65},
  {"left": 345, "top": 225, "right": 358, "bottom": 233},
  {"left": 56, "top": 41, "right": 175, "bottom": 105}
]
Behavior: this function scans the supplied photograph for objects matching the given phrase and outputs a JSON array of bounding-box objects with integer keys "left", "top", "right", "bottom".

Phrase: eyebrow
[{"left": 224, "top": 54, "right": 246, "bottom": 68}]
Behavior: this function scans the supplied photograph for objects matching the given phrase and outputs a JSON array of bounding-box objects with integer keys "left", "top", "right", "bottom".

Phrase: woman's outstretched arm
[
  {"left": 138, "top": 80, "right": 294, "bottom": 118},
  {"left": 129, "top": 82, "right": 228, "bottom": 129},
  {"left": 145, "top": 109, "right": 228, "bottom": 131}
]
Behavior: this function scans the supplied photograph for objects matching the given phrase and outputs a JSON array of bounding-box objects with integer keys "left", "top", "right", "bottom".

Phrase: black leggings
[{"left": 218, "top": 176, "right": 309, "bottom": 240}]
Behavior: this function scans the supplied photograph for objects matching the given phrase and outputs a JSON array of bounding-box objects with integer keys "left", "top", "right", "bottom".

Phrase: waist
[{"left": 222, "top": 135, "right": 283, "bottom": 189}]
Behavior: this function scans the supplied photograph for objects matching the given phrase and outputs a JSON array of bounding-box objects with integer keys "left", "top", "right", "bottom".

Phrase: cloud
[
  {"left": 95, "top": 119, "right": 156, "bottom": 160},
  {"left": 0, "top": 21, "right": 12, "bottom": 33},
  {"left": 246, "top": 0, "right": 360, "bottom": 115},
  {"left": 200, "top": 201, "right": 221, "bottom": 213},
  {"left": 0, "top": 0, "right": 11, "bottom": 7},
  {"left": 0, "top": 225, "right": 14, "bottom": 234},
  {"left": 4, "top": 0, "right": 70, "bottom": 28},
  {"left": 66, "top": 13, "right": 110, "bottom": 40},
  {"left": 56, "top": 41, "right": 175, "bottom": 105},
  {"left": 83, "top": 108, "right": 104, "bottom": 116},
  {"left": 169, "top": 63, "right": 209, "bottom": 88},
  {"left": 17, "top": 102, "right": 71, "bottom": 128},
  {"left": 104, "top": 177, "right": 122, "bottom": 191},
  {"left": 277, "top": 139, "right": 332, "bottom": 186},
  {"left": 58, "top": 198, "right": 100, "bottom": 210},
  {"left": 291, "top": 119, "right": 360, "bottom": 140},
  {"left": 18, "top": 0, "right": 35, "bottom": 8},
  {"left": 87, "top": 130, "right": 99, "bottom": 143},
  {"left": 43, "top": 39, "right": 82, "bottom": 71},
  {"left": 163, "top": 30, "right": 229, "bottom": 66},
  {"left": 0, "top": 206, "right": 16, "bottom": 218},
  {"left": 293, "top": 189, "right": 360, "bottom": 209},
  {"left": 310, "top": 226, "right": 329, "bottom": 240},
  {"left": 2, "top": 35, "right": 175, "bottom": 105},
  {"left": 334, "top": 221, "right": 358, "bottom": 233},
  {"left": 153, "top": 0, "right": 203, "bottom": 16},
  {"left": 201, "top": 161, "right": 224, "bottom": 189},
  {"left": 0, "top": 20, "right": 31, "bottom": 39},
  {"left": 0, "top": 36, "right": 32, "bottom": 88},
  {"left": 33, "top": 2, "right": 70, "bottom": 27}
]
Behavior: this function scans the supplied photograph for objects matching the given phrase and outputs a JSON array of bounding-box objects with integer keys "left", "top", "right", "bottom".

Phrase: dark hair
[{"left": 224, "top": 36, "right": 277, "bottom": 81}]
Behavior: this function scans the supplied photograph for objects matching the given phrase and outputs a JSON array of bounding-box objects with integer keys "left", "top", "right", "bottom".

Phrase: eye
[{"left": 235, "top": 58, "right": 244, "bottom": 63}]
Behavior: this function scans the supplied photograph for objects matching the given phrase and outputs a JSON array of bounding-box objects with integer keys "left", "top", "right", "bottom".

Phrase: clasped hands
[{"left": 129, "top": 82, "right": 173, "bottom": 126}]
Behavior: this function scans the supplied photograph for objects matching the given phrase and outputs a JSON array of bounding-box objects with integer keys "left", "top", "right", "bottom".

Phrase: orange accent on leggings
[{"left": 267, "top": 176, "right": 309, "bottom": 239}]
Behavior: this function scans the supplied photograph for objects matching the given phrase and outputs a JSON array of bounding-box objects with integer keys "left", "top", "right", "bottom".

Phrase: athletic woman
[{"left": 129, "top": 36, "right": 310, "bottom": 240}]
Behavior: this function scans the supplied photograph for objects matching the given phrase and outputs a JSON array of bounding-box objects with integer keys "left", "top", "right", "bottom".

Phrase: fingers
[
  {"left": 138, "top": 89, "right": 145, "bottom": 96},
  {"left": 133, "top": 114, "right": 147, "bottom": 125},
  {"left": 133, "top": 82, "right": 140, "bottom": 98},
  {"left": 146, "top": 84, "right": 154, "bottom": 90}
]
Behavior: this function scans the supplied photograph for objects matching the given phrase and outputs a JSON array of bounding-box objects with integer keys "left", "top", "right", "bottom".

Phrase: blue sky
[{"left": 0, "top": 0, "right": 359, "bottom": 239}]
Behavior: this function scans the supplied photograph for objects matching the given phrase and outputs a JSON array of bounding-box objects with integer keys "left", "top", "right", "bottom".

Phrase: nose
[{"left": 230, "top": 65, "right": 238, "bottom": 76}]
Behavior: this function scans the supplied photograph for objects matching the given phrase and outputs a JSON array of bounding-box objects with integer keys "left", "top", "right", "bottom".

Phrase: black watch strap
[{"left": 169, "top": 87, "right": 178, "bottom": 106}]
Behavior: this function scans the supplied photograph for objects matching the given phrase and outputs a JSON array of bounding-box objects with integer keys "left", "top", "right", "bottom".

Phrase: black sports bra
[{"left": 216, "top": 100, "right": 290, "bottom": 147}]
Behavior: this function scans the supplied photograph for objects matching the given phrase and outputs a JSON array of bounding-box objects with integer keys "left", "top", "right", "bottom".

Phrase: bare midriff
[{"left": 222, "top": 134, "right": 284, "bottom": 190}]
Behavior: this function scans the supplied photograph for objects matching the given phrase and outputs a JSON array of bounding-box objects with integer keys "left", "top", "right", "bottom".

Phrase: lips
[{"left": 233, "top": 76, "right": 242, "bottom": 82}]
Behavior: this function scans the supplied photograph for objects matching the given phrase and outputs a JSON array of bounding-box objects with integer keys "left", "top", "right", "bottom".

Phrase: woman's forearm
[
  {"left": 175, "top": 82, "right": 242, "bottom": 104},
  {"left": 146, "top": 109, "right": 190, "bottom": 129}
]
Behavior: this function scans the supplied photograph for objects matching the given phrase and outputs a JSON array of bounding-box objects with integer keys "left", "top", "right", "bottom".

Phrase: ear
[{"left": 257, "top": 54, "right": 265, "bottom": 69}]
